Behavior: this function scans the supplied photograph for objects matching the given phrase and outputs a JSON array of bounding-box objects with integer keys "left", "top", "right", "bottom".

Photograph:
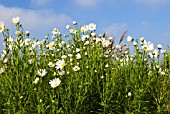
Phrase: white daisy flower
[
  {"left": 133, "top": 42, "right": 137, "bottom": 46},
  {"left": 56, "top": 59, "right": 65, "bottom": 70},
  {"left": 49, "top": 78, "right": 61, "bottom": 88},
  {"left": 87, "top": 23, "right": 96, "bottom": 31},
  {"left": 48, "top": 62, "right": 55, "bottom": 67},
  {"left": 52, "top": 28, "right": 60, "bottom": 35},
  {"left": 142, "top": 40, "right": 154, "bottom": 52},
  {"left": 157, "top": 44, "right": 162, "bottom": 49},
  {"left": 128, "top": 92, "right": 132, "bottom": 97},
  {"left": 76, "top": 48, "right": 80, "bottom": 53},
  {"left": 28, "top": 59, "right": 34, "bottom": 64},
  {"left": 69, "top": 29, "right": 76, "bottom": 34},
  {"left": 37, "top": 69, "right": 47, "bottom": 77},
  {"left": 140, "top": 37, "right": 145, "bottom": 44},
  {"left": 95, "top": 37, "right": 101, "bottom": 43},
  {"left": 12, "top": 17, "right": 20, "bottom": 25},
  {"left": 161, "top": 50, "right": 166, "bottom": 54},
  {"left": 105, "top": 64, "right": 109, "bottom": 68},
  {"left": 3, "top": 58, "right": 8, "bottom": 63},
  {"left": 160, "top": 71, "right": 165, "bottom": 75},
  {"left": 76, "top": 53, "right": 81, "bottom": 59},
  {"left": 91, "top": 32, "right": 96, "bottom": 37},
  {"left": 0, "top": 67, "right": 5, "bottom": 74},
  {"left": 61, "top": 55, "right": 67, "bottom": 59},
  {"left": 15, "top": 30, "right": 21, "bottom": 36},
  {"left": 26, "top": 30, "right": 30, "bottom": 36},
  {"left": 0, "top": 21, "right": 4, "bottom": 32},
  {"left": 81, "top": 25, "right": 88, "bottom": 33},
  {"left": 72, "top": 21, "right": 77, "bottom": 25},
  {"left": 66, "top": 25, "right": 70, "bottom": 29},
  {"left": 24, "top": 38, "right": 31, "bottom": 46},
  {"left": 84, "top": 41, "right": 90, "bottom": 45},
  {"left": 58, "top": 70, "right": 65, "bottom": 76},
  {"left": 127, "top": 36, "right": 133, "bottom": 42},
  {"left": 46, "top": 42, "right": 55, "bottom": 50},
  {"left": 73, "top": 66, "right": 80, "bottom": 71},
  {"left": 149, "top": 49, "right": 158, "bottom": 58},
  {"left": 33, "top": 77, "right": 39, "bottom": 84},
  {"left": 101, "top": 38, "right": 111, "bottom": 47}
]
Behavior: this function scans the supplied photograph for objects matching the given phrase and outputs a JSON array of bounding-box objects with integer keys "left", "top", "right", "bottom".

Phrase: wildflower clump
[{"left": 0, "top": 17, "right": 169, "bottom": 114}]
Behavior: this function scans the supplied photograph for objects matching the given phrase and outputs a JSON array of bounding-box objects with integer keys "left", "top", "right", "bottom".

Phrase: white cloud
[
  {"left": 31, "top": 0, "right": 52, "bottom": 6},
  {"left": 0, "top": 4, "right": 72, "bottom": 33},
  {"left": 102, "top": 23, "right": 127, "bottom": 38},
  {"left": 0, "top": 4, "right": 72, "bottom": 52},
  {"left": 73, "top": 0, "right": 104, "bottom": 7},
  {"left": 133, "top": 0, "right": 170, "bottom": 5}
]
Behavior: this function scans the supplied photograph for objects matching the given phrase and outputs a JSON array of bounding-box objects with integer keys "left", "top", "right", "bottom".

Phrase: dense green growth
[{"left": 0, "top": 18, "right": 170, "bottom": 113}]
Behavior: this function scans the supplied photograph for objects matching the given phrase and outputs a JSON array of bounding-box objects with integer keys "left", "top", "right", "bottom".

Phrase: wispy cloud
[
  {"left": 133, "top": 0, "right": 170, "bottom": 5},
  {"left": 31, "top": 0, "right": 53, "bottom": 6},
  {"left": 72, "top": 0, "right": 104, "bottom": 7},
  {"left": 0, "top": 4, "right": 72, "bottom": 52},
  {"left": 0, "top": 5, "right": 72, "bottom": 33}
]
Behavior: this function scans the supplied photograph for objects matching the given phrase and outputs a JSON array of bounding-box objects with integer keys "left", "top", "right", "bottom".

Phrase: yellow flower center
[
  {"left": 62, "top": 63, "right": 65, "bottom": 67},
  {"left": 90, "top": 26, "right": 93, "bottom": 29},
  {"left": 0, "top": 25, "right": 3, "bottom": 30},
  {"left": 54, "top": 29, "right": 58, "bottom": 33},
  {"left": 143, "top": 46, "right": 147, "bottom": 51},
  {"left": 49, "top": 45, "right": 53, "bottom": 49},
  {"left": 81, "top": 27, "right": 85, "bottom": 32}
]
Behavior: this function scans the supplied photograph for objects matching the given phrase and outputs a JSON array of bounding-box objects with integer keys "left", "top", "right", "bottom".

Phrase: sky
[{"left": 0, "top": 0, "right": 170, "bottom": 52}]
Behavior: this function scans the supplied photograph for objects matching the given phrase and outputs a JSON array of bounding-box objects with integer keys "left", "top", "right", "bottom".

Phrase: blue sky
[{"left": 0, "top": 0, "right": 170, "bottom": 51}]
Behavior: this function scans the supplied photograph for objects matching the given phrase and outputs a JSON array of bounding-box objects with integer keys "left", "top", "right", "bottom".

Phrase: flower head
[
  {"left": 0, "top": 67, "right": 5, "bottom": 74},
  {"left": 48, "top": 62, "right": 55, "bottom": 67},
  {"left": 161, "top": 50, "right": 166, "bottom": 54},
  {"left": 87, "top": 23, "right": 96, "bottom": 31},
  {"left": 76, "top": 53, "right": 81, "bottom": 59},
  {"left": 69, "top": 28, "right": 76, "bottom": 34},
  {"left": 140, "top": 37, "right": 145, "bottom": 44},
  {"left": 73, "top": 65, "right": 80, "bottom": 71},
  {"left": 66, "top": 25, "right": 70, "bottom": 29},
  {"left": 127, "top": 36, "right": 133, "bottom": 42},
  {"left": 58, "top": 70, "right": 65, "bottom": 76},
  {"left": 49, "top": 78, "right": 61, "bottom": 88},
  {"left": 12, "top": 17, "right": 20, "bottom": 25},
  {"left": 101, "top": 38, "right": 111, "bottom": 47},
  {"left": 52, "top": 28, "right": 60, "bottom": 35},
  {"left": 72, "top": 21, "right": 77, "bottom": 25},
  {"left": 33, "top": 77, "right": 39, "bottom": 84},
  {"left": 81, "top": 25, "right": 88, "bottom": 33},
  {"left": 46, "top": 42, "right": 55, "bottom": 50},
  {"left": 157, "top": 44, "right": 162, "bottom": 49},
  {"left": 15, "top": 30, "right": 21, "bottom": 36},
  {"left": 56, "top": 59, "right": 65, "bottom": 70},
  {"left": 26, "top": 31, "right": 30, "bottom": 36},
  {"left": 149, "top": 49, "right": 158, "bottom": 58},
  {"left": 0, "top": 21, "right": 4, "bottom": 32},
  {"left": 142, "top": 40, "right": 154, "bottom": 52},
  {"left": 128, "top": 92, "right": 132, "bottom": 97},
  {"left": 37, "top": 69, "right": 47, "bottom": 77}
]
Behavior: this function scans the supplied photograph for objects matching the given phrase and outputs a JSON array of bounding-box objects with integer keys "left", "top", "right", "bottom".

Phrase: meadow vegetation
[{"left": 0, "top": 17, "right": 170, "bottom": 113}]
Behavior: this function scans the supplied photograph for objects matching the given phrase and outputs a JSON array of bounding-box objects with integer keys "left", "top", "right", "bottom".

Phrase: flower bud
[
  {"left": 72, "top": 21, "right": 77, "bottom": 25},
  {"left": 26, "top": 30, "right": 30, "bottom": 36},
  {"left": 15, "top": 30, "right": 21, "bottom": 36}
]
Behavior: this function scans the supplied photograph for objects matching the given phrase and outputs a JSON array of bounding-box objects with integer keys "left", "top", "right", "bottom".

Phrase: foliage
[{"left": 0, "top": 18, "right": 170, "bottom": 113}]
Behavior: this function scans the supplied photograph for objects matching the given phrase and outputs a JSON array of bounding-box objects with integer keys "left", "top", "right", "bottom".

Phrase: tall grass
[{"left": 0, "top": 18, "right": 170, "bottom": 113}]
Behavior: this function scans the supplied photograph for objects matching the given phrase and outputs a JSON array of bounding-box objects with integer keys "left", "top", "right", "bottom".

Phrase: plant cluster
[{"left": 0, "top": 17, "right": 170, "bottom": 113}]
